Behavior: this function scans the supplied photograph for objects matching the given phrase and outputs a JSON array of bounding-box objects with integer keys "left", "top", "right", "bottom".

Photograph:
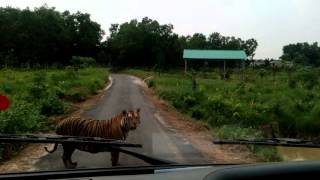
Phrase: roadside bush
[
  {"left": 87, "top": 79, "right": 104, "bottom": 94},
  {"left": 65, "top": 67, "right": 79, "bottom": 79},
  {"left": 0, "top": 82, "right": 14, "bottom": 94},
  {"left": 71, "top": 56, "right": 96, "bottom": 68},
  {"left": 147, "top": 80, "right": 155, "bottom": 88},
  {"left": 50, "top": 73, "right": 65, "bottom": 85},
  {"left": 65, "top": 87, "right": 90, "bottom": 102},
  {"left": 215, "top": 125, "right": 282, "bottom": 162},
  {"left": 190, "top": 105, "right": 206, "bottom": 120},
  {"left": 39, "top": 94, "right": 65, "bottom": 116},
  {"left": 29, "top": 71, "right": 48, "bottom": 99},
  {"left": 0, "top": 101, "right": 44, "bottom": 134},
  {"left": 0, "top": 68, "right": 108, "bottom": 161},
  {"left": 51, "top": 86, "right": 66, "bottom": 98}
]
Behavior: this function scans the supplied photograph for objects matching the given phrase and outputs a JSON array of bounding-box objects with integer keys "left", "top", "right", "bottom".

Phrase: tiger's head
[{"left": 121, "top": 108, "right": 141, "bottom": 130}]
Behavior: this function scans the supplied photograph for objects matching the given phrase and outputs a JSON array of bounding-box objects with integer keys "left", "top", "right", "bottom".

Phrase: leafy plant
[{"left": 39, "top": 94, "right": 65, "bottom": 116}]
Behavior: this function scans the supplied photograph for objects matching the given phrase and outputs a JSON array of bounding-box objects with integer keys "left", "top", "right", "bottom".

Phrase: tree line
[
  {"left": 0, "top": 6, "right": 104, "bottom": 67},
  {"left": 106, "top": 17, "right": 258, "bottom": 68},
  {"left": 0, "top": 6, "right": 258, "bottom": 68},
  {"left": 281, "top": 42, "right": 320, "bottom": 66},
  {"left": 0, "top": 6, "right": 319, "bottom": 68}
]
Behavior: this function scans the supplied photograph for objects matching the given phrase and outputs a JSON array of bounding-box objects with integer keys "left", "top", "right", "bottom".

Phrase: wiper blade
[
  {"left": 0, "top": 134, "right": 174, "bottom": 165},
  {"left": 110, "top": 146, "right": 175, "bottom": 165},
  {"left": 0, "top": 133, "right": 141, "bottom": 147},
  {"left": 213, "top": 138, "right": 320, "bottom": 148}
]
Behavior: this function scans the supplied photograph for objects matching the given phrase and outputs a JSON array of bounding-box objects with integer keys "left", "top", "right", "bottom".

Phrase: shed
[{"left": 183, "top": 49, "right": 247, "bottom": 79}]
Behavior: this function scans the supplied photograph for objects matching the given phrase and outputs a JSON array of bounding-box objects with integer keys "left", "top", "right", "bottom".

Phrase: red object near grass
[{"left": 0, "top": 95, "right": 10, "bottom": 110}]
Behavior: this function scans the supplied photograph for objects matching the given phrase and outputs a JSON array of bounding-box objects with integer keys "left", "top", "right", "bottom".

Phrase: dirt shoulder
[
  {"left": 0, "top": 82, "right": 110, "bottom": 174},
  {"left": 139, "top": 78, "right": 259, "bottom": 164}
]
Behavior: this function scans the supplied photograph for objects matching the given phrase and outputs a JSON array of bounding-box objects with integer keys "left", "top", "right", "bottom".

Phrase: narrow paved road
[{"left": 34, "top": 74, "right": 206, "bottom": 170}]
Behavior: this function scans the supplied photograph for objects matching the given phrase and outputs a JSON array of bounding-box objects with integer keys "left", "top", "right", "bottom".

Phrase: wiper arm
[
  {"left": 0, "top": 133, "right": 141, "bottom": 147},
  {"left": 213, "top": 138, "right": 320, "bottom": 148},
  {"left": 0, "top": 134, "right": 175, "bottom": 165},
  {"left": 110, "top": 146, "right": 175, "bottom": 165}
]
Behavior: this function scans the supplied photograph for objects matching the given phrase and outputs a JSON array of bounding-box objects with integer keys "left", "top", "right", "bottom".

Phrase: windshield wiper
[
  {"left": 0, "top": 134, "right": 174, "bottom": 165},
  {"left": 0, "top": 134, "right": 141, "bottom": 147},
  {"left": 213, "top": 138, "right": 320, "bottom": 148}
]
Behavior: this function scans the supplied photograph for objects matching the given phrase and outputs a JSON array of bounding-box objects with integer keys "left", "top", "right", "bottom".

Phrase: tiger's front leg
[{"left": 111, "top": 151, "right": 120, "bottom": 166}]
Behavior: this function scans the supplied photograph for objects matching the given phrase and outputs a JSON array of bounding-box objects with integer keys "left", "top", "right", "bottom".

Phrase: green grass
[
  {"left": 0, "top": 67, "right": 108, "bottom": 160},
  {"left": 124, "top": 67, "right": 320, "bottom": 161}
]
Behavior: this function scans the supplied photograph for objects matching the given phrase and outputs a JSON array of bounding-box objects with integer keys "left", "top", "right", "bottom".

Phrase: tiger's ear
[
  {"left": 122, "top": 110, "right": 127, "bottom": 115},
  {"left": 136, "top": 108, "right": 140, "bottom": 113}
]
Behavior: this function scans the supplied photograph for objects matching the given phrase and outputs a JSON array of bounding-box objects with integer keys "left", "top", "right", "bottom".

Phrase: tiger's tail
[{"left": 45, "top": 143, "right": 58, "bottom": 153}]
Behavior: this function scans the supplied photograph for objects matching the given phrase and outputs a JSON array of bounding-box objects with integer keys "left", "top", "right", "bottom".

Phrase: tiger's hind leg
[
  {"left": 62, "top": 145, "right": 77, "bottom": 169},
  {"left": 111, "top": 151, "right": 120, "bottom": 166}
]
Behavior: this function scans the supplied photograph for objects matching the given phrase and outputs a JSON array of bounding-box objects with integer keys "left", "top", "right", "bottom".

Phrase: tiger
[{"left": 45, "top": 108, "right": 141, "bottom": 169}]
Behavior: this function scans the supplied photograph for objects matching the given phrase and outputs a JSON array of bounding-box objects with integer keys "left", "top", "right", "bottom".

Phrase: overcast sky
[{"left": 1, "top": 0, "right": 319, "bottom": 59}]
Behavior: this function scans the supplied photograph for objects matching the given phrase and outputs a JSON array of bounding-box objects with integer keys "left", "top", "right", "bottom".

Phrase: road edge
[{"left": 104, "top": 75, "right": 113, "bottom": 91}]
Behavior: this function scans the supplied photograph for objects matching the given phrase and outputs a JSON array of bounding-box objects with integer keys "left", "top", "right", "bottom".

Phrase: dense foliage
[
  {"left": 107, "top": 17, "right": 258, "bottom": 68},
  {"left": 0, "top": 6, "right": 258, "bottom": 69},
  {"left": 281, "top": 42, "right": 320, "bottom": 66},
  {"left": 0, "top": 6, "right": 104, "bottom": 67}
]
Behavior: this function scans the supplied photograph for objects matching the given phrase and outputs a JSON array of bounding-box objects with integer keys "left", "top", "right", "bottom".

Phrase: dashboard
[{"left": 1, "top": 161, "right": 320, "bottom": 179}]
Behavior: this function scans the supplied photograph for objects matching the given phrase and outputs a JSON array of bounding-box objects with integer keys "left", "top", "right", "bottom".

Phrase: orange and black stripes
[
  {"left": 45, "top": 109, "right": 141, "bottom": 168},
  {"left": 56, "top": 112, "right": 128, "bottom": 140}
]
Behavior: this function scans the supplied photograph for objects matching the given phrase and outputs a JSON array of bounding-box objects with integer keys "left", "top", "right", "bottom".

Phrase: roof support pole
[
  {"left": 184, "top": 60, "right": 187, "bottom": 74},
  {"left": 223, "top": 60, "right": 226, "bottom": 80},
  {"left": 242, "top": 60, "right": 245, "bottom": 81}
]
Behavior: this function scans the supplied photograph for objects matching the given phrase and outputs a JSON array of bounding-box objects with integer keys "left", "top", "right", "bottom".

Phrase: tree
[
  {"left": 242, "top": 39, "right": 258, "bottom": 59},
  {"left": 281, "top": 42, "right": 320, "bottom": 66},
  {"left": 0, "top": 6, "right": 104, "bottom": 67},
  {"left": 187, "top": 33, "right": 207, "bottom": 49},
  {"left": 107, "top": 17, "right": 183, "bottom": 68}
]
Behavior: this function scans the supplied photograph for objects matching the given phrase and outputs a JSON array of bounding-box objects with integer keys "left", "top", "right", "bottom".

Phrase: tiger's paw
[
  {"left": 66, "top": 162, "right": 78, "bottom": 169},
  {"left": 111, "top": 162, "right": 119, "bottom": 166}
]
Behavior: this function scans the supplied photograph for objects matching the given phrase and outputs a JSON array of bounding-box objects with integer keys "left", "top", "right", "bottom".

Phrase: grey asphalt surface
[{"left": 34, "top": 74, "right": 206, "bottom": 171}]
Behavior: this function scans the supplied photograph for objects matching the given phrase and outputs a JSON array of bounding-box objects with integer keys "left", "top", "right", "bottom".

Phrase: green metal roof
[{"left": 183, "top": 49, "right": 247, "bottom": 60}]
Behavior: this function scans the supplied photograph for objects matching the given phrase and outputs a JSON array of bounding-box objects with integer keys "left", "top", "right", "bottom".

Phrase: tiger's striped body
[{"left": 45, "top": 109, "right": 140, "bottom": 168}]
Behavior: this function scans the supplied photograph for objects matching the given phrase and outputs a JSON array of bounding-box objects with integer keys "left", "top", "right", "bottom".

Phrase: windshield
[{"left": 1, "top": 0, "right": 320, "bottom": 174}]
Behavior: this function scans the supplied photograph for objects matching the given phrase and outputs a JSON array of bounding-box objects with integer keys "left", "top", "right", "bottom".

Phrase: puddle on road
[{"left": 278, "top": 147, "right": 320, "bottom": 161}]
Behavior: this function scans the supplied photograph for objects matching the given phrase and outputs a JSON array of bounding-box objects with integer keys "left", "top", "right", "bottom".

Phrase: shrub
[
  {"left": 288, "top": 78, "right": 297, "bottom": 88},
  {"left": 65, "top": 87, "right": 90, "bottom": 102},
  {"left": 259, "top": 69, "right": 267, "bottom": 78},
  {"left": 215, "top": 125, "right": 282, "bottom": 162},
  {"left": 71, "top": 56, "right": 96, "bottom": 68},
  {"left": 87, "top": 79, "right": 104, "bottom": 94},
  {"left": 65, "top": 67, "right": 79, "bottom": 79},
  {"left": 0, "top": 101, "right": 44, "bottom": 134},
  {"left": 190, "top": 105, "right": 206, "bottom": 119},
  {"left": 294, "top": 68, "right": 319, "bottom": 89},
  {"left": 39, "top": 94, "right": 65, "bottom": 116},
  {"left": 50, "top": 73, "right": 65, "bottom": 84},
  {"left": 29, "top": 71, "right": 48, "bottom": 99},
  {"left": 0, "top": 82, "right": 14, "bottom": 94},
  {"left": 147, "top": 80, "right": 155, "bottom": 88}
]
